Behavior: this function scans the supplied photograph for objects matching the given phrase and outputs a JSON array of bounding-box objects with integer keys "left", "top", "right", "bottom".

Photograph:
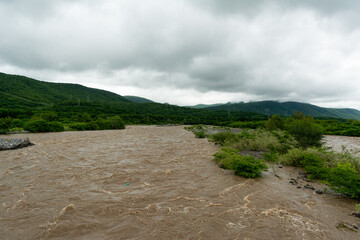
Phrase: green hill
[
  {"left": 204, "top": 101, "right": 360, "bottom": 120},
  {"left": 0, "top": 72, "right": 130, "bottom": 108},
  {"left": 124, "top": 95, "right": 154, "bottom": 103},
  {"left": 0, "top": 72, "right": 266, "bottom": 126}
]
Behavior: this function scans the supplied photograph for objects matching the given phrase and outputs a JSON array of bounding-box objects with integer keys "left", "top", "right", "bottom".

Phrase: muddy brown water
[
  {"left": 1, "top": 126, "right": 360, "bottom": 239},
  {"left": 323, "top": 135, "right": 360, "bottom": 157}
]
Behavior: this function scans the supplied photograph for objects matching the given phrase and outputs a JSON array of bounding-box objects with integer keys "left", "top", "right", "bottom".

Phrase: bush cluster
[
  {"left": 0, "top": 117, "right": 12, "bottom": 134},
  {"left": 280, "top": 147, "right": 360, "bottom": 198},
  {"left": 188, "top": 112, "right": 360, "bottom": 199},
  {"left": 24, "top": 120, "right": 64, "bottom": 132},
  {"left": 209, "top": 129, "right": 297, "bottom": 153},
  {"left": 69, "top": 116, "right": 125, "bottom": 131},
  {"left": 214, "top": 148, "right": 268, "bottom": 178},
  {"left": 195, "top": 131, "right": 206, "bottom": 138},
  {"left": 265, "top": 113, "right": 324, "bottom": 148}
]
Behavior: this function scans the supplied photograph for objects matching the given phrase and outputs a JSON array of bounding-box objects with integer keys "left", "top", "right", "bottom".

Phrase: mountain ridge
[
  {"left": 0, "top": 72, "right": 130, "bottom": 108},
  {"left": 1, "top": 72, "right": 359, "bottom": 120},
  {"left": 202, "top": 100, "right": 360, "bottom": 120},
  {"left": 124, "top": 95, "right": 154, "bottom": 103}
]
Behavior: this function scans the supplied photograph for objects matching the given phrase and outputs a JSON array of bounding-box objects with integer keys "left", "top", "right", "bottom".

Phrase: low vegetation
[
  {"left": 187, "top": 113, "right": 360, "bottom": 199},
  {"left": 214, "top": 147, "right": 268, "bottom": 178}
]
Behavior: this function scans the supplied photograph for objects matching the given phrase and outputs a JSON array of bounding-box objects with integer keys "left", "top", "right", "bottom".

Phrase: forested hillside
[
  {"left": 124, "top": 96, "right": 154, "bottom": 103},
  {"left": 0, "top": 72, "right": 130, "bottom": 108},
  {"left": 0, "top": 72, "right": 267, "bottom": 133},
  {"left": 204, "top": 101, "right": 360, "bottom": 120}
]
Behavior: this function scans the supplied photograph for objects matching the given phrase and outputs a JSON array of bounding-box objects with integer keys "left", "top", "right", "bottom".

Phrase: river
[{"left": 1, "top": 126, "right": 359, "bottom": 239}]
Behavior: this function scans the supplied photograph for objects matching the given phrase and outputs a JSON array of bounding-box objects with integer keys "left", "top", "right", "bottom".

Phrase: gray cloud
[
  {"left": 193, "top": 0, "right": 360, "bottom": 16},
  {"left": 0, "top": 0, "right": 360, "bottom": 109}
]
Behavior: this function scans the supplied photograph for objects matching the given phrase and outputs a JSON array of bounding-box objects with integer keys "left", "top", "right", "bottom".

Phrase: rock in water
[{"left": 0, "top": 138, "right": 33, "bottom": 151}]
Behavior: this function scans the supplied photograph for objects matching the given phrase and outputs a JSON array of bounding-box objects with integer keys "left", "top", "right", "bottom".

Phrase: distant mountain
[
  {"left": 188, "top": 103, "right": 224, "bottom": 109},
  {"left": 124, "top": 95, "right": 154, "bottom": 103},
  {"left": 0, "top": 72, "right": 130, "bottom": 108},
  {"left": 204, "top": 101, "right": 360, "bottom": 120},
  {"left": 2, "top": 71, "right": 358, "bottom": 121}
]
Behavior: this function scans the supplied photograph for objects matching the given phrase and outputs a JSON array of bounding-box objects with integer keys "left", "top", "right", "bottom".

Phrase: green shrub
[
  {"left": 69, "top": 122, "right": 87, "bottom": 131},
  {"left": 95, "top": 118, "right": 111, "bottom": 130},
  {"left": 263, "top": 152, "right": 279, "bottom": 162},
  {"left": 68, "top": 116, "right": 125, "bottom": 131},
  {"left": 270, "top": 130, "right": 298, "bottom": 153},
  {"left": 301, "top": 154, "right": 330, "bottom": 180},
  {"left": 285, "top": 118, "right": 323, "bottom": 148},
  {"left": 0, "top": 117, "right": 11, "bottom": 134},
  {"left": 47, "top": 122, "right": 64, "bottom": 132},
  {"left": 195, "top": 131, "right": 206, "bottom": 138},
  {"left": 356, "top": 204, "right": 360, "bottom": 213},
  {"left": 341, "top": 128, "right": 360, "bottom": 137},
  {"left": 229, "top": 129, "right": 283, "bottom": 152},
  {"left": 209, "top": 132, "right": 238, "bottom": 146},
  {"left": 328, "top": 147, "right": 360, "bottom": 172},
  {"left": 213, "top": 147, "right": 237, "bottom": 168},
  {"left": 107, "top": 116, "right": 125, "bottom": 129},
  {"left": 280, "top": 148, "right": 360, "bottom": 194},
  {"left": 231, "top": 155, "right": 268, "bottom": 178},
  {"left": 209, "top": 129, "right": 293, "bottom": 153},
  {"left": 214, "top": 148, "right": 268, "bottom": 178},
  {"left": 87, "top": 121, "right": 100, "bottom": 130},
  {"left": 328, "top": 163, "right": 360, "bottom": 199},
  {"left": 24, "top": 120, "right": 64, "bottom": 132},
  {"left": 184, "top": 125, "right": 206, "bottom": 132},
  {"left": 265, "top": 115, "right": 285, "bottom": 130},
  {"left": 279, "top": 148, "right": 332, "bottom": 180}
]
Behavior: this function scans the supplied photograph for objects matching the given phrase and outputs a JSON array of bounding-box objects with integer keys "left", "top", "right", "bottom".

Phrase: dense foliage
[
  {"left": 187, "top": 113, "right": 360, "bottom": 199},
  {"left": 0, "top": 72, "right": 267, "bottom": 134},
  {"left": 24, "top": 120, "right": 64, "bottom": 132},
  {"left": 214, "top": 147, "right": 268, "bottom": 178},
  {"left": 279, "top": 147, "right": 360, "bottom": 198},
  {"left": 284, "top": 114, "right": 324, "bottom": 148},
  {"left": 0, "top": 72, "right": 130, "bottom": 105}
]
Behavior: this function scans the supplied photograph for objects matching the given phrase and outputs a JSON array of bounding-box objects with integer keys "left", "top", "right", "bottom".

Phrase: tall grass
[{"left": 209, "top": 129, "right": 297, "bottom": 153}]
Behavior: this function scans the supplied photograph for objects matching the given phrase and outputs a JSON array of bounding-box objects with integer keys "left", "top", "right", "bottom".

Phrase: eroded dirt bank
[{"left": 1, "top": 126, "right": 359, "bottom": 239}]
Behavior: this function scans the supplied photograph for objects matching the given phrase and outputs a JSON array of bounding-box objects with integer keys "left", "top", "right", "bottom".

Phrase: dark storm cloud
[{"left": 0, "top": 0, "right": 360, "bottom": 108}]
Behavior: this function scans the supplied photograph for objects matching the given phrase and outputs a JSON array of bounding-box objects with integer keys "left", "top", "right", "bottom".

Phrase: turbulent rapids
[{"left": 1, "top": 126, "right": 359, "bottom": 239}]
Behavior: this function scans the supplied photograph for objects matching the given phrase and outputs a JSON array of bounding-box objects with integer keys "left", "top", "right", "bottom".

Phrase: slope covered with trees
[
  {"left": 204, "top": 101, "right": 360, "bottom": 120},
  {"left": 0, "top": 72, "right": 266, "bottom": 133},
  {"left": 124, "top": 95, "right": 154, "bottom": 103},
  {"left": 0, "top": 72, "right": 130, "bottom": 108}
]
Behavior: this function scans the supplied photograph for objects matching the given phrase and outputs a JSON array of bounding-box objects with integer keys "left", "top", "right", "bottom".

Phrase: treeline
[
  {"left": 228, "top": 114, "right": 360, "bottom": 137},
  {"left": 1, "top": 98, "right": 360, "bottom": 136},
  {"left": 0, "top": 100, "right": 266, "bottom": 133}
]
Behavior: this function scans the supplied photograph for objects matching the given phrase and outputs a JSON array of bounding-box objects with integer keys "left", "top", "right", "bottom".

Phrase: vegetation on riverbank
[
  {"left": 0, "top": 102, "right": 265, "bottom": 134},
  {"left": 186, "top": 114, "right": 360, "bottom": 199}
]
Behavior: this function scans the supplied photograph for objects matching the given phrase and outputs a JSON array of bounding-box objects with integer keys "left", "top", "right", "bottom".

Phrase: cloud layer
[{"left": 1, "top": 0, "right": 360, "bottom": 108}]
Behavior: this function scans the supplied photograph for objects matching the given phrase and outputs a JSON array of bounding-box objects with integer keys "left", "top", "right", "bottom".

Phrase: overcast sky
[{"left": 1, "top": 0, "right": 360, "bottom": 109}]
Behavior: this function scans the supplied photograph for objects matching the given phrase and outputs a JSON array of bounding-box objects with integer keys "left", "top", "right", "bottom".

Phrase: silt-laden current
[{"left": 1, "top": 126, "right": 359, "bottom": 239}]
